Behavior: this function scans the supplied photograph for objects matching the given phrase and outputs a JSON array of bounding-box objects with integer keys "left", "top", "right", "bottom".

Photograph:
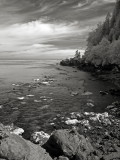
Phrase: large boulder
[
  {"left": 43, "top": 129, "right": 98, "bottom": 160},
  {"left": 0, "top": 123, "right": 52, "bottom": 160}
]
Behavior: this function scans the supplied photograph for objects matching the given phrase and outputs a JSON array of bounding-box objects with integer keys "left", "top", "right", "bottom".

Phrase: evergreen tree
[{"left": 102, "top": 13, "right": 111, "bottom": 36}]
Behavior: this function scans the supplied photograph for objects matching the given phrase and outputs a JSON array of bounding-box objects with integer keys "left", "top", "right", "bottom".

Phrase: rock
[
  {"left": 11, "top": 127, "right": 24, "bottom": 136},
  {"left": 34, "top": 100, "right": 42, "bottom": 103},
  {"left": 41, "top": 81, "right": 50, "bottom": 85},
  {"left": 0, "top": 123, "right": 52, "bottom": 160},
  {"left": 84, "top": 112, "right": 95, "bottom": 116},
  {"left": 86, "top": 103, "right": 94, "bottom": 107},
  {"left": 81, "top": 91, "right": 93, "bottom": 96},
  {"left": 17, "top": 97, "right": 25, "bottom": 100},
  {"left": 65, "top": 119, "right": 80, "bottom": 125},
  {"left": 34, "top": 78, "right": 40, "bottom": 82},
  {"left": 70, "top": 112, "right": 83, "bottom": 119},
  {"left": 57, "top": 156, "right": 69, "bottom": 160},
  {"left": 79, "top": 120, "right": 91, "bottom": 129},
  {"left": 30, "top": 131, "right": 50, "bottom": 145},
  {"left": 99, "top": 91, "right": 108, "bottom": 95},
  {"left": 1, "top": 123, "right": 24, "bottom": 136},
  {"left": 106, "top": 101, "right": 120, "bottom": 116},
  {"left": 43, "top": 129, "right": 97, "bottom": 160},
  {"left": 41, "top": 105, "right": 50, "bottom": 109},
  {"left": 71, "top": 91, "right": 78, "bottom": 96},
  {"left": 26, "top": 94, "right": 34, "bottom": 97}
]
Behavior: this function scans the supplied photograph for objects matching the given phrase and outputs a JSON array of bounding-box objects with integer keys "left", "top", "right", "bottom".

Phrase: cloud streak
[{"left": 0, "top": 0, "right": 116, "bottom": 59}]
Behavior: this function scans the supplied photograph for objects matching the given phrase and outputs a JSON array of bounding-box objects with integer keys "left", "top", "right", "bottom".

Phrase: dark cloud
[{"left": 0, "top": 0, "right": 116, "bottom": 59}]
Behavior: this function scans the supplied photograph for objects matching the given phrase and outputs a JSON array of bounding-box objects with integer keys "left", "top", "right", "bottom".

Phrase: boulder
[
  {"left": 0, "top": 123, "right": 52, "bottom": 160},
  {"left": 43, "top": 129, "right": 98, "bottom": 160}
]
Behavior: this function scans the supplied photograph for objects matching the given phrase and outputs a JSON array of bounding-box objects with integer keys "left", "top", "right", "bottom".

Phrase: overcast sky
[{"left": 0, "top": 0, "right": 116, "bottom": 59}]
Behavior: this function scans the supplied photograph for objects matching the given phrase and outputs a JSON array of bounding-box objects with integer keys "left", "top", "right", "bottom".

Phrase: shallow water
[{"left": 0, "top": 60, "right": 119, "bottom": 138}]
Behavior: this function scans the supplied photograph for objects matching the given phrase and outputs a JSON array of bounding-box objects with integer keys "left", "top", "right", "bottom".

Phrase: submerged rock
[
  {"left": 86, "top": 102, "right": 94, "bottom": 107},
  {"left": 70, "top": 91, "right": 79, "bottom": 96},
  {"left": 81, "top": 91, "right": 93, "bottom": 96},
  {"left": 99, "top": 91, "right": 108, "bottom": 95}
]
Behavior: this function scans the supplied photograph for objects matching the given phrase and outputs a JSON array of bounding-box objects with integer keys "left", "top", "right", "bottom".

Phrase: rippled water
[{"left": 0, "top": 60, "right": 119, "bottom": 139}]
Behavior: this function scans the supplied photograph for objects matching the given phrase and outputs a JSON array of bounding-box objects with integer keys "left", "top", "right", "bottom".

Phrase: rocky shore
[
  {"left": 0, "top": 109, "right": 120, "bottom": 160},
  {"left": 0, "top": 61, "right": 120, "bottom": 160}
]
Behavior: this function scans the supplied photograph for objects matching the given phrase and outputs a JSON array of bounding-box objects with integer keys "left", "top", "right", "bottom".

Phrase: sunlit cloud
[{"left": 0, "top": 0, "right": 116, "bottom": 59}]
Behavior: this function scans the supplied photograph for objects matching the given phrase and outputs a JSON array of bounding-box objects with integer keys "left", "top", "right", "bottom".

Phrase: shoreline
[{"left": 0, "top": 61, "right": 119, "bottom": 159}]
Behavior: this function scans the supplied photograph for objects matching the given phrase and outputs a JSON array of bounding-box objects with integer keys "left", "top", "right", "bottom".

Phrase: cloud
[
  {"left": 0, "top": 0, "right": 116, "bottom": 59},
  {"left": 0, "top": 19, "right": 87, "bottom": 59}
]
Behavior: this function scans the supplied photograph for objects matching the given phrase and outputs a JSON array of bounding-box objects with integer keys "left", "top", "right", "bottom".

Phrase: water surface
[{"left": 0, "top": 60, "right": 119, "bottom": 138}]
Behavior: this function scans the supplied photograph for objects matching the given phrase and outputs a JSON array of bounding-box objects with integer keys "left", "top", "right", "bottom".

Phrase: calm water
[
  {"left": 0, "top": 60, "right": 119, "bottom": 138},
  {"left": 0, "top": 60, "right": 58, "bottom": 86}
]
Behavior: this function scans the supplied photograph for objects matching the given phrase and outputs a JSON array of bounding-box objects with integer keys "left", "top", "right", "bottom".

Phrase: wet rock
[
  {"left": 43, "top": 129, "right": 97, "bottom": 160},
  {"left": 34, "top": 78, "right": 40, "bottom": 82},
  {"left": 70, "top": 112, "right": 83, "bottom": 119},
  {"left": 26, "top": 94, "right": 34, "bottom": 97},
  {"left": 79, "top": 120, "right": 91, "bottom": 129},
  {"left": 57, "top": 156, "right": 69, "bottom": 160},
  {"left": 11, "top": 127, "right": 24, "bottom": 136},
  {"left": 41, "top": 105, "right": 50, "bottom": 109},
  {"left": 65, "top": 119, "right": 80, "bottom": 125},
  {"left": 31, "top": 131, "right": 50, "bottom": 145},
  {"left": 1, "top": 123, "right": 24, "bottom": 136},
  {"left": 89, "top": 112, "right": 111, "bottom": 125},
  {"left": 99, "top": 91, "right": 108, "bottom": 95},
  {"left": 70, "top": 91, "right": 78, "bottom": 96},
  {"left": 41, "top": 81, "right": 50, "bottom": 85},
  {"left": 17, "top": 97, "right": 25, "bottom": 100},
  {"left": 0, "top": 123, "right": 52, "bottom": 160},
  {"left": 81, "top": 91, "right": 93, "bottom": 96},
  {"left": 34, "top": 99, "right": 42, "bottom": 103},
  {"left": 86, "top": 102, "right": 94, "bottom": 107},
  {"left": 106, "top": 101, "right": 120, "bottom": 116}
]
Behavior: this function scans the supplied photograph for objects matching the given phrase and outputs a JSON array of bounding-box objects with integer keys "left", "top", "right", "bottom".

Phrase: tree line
[{"left": 84, "top": 0, "right": 120, "bottom": 68}]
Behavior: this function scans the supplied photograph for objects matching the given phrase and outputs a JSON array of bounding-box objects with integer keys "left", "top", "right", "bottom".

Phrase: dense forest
[
  {"left": 61, "top": 0, "right": 120, "bottom": 71},
  {"left": 84, "top": 0, "right": 120, "bottom": 68}
]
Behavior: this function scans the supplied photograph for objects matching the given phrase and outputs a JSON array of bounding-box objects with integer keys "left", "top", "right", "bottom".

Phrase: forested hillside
[{"left": 84, "top": 0, "right": 120, "bottom": 68}]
